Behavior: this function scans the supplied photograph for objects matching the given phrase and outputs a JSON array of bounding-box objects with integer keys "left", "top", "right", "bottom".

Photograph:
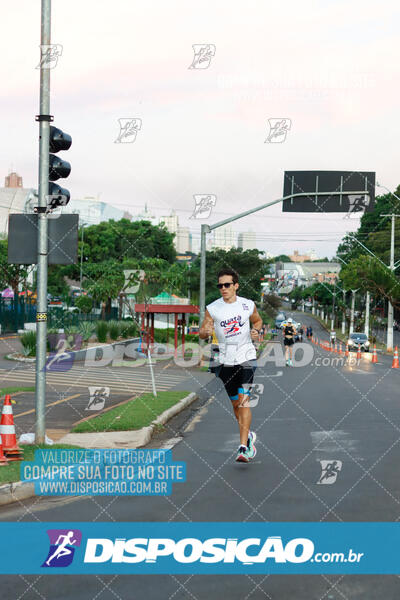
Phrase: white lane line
[
  {"left": 258, "top": 371, "right": 283, "bottom": 378},
  {"left": 160, "top": 437, "right": 183, "bottom": 449},
  {"left": 310, "top": 430, "right": 362, "bottom": 460}
]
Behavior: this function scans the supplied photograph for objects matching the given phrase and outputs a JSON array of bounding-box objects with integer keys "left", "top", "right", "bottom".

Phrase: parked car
[
  {"left": 275, "top": 312, "right": 287, "bottom": 328},
  {"left": 347, "top": 332, "right": 370, "bottom": 352}
]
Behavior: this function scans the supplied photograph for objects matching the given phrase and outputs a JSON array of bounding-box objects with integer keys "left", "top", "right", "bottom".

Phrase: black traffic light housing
[{"left": 48, "top": 125, "right": 72, "bottom": 208}]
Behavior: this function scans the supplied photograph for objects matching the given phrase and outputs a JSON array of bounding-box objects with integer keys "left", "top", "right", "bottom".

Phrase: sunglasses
[{"left": 217, "top": 282, "right": 234, "bottom": 289}]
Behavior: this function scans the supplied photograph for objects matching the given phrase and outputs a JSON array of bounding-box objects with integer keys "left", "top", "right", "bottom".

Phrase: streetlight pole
[
  {"left": 364, "top": 290, "right": 370, "bottom": 338},
  {"left": 381, "top": 213, "right": 399, "bottom": 352},
  {"left": 330, "top": 280, "right": 336, "bottom": 330},
  {"left": 342, "top": 289, "right": 346, "bottom": 335},
  {"left": 349, "top": 289, "right": 358, "bottom": 334},
  {"left": 199, "top": 189, "right": 369, "bottom": 326},
  {"left": 376, "top": 184, "right": 400, "bottom": 352},
  {"left": 35, "top": 0, "right": 51, "bottom": 444}
]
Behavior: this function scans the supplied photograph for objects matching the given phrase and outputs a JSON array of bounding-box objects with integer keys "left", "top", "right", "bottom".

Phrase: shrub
[
  {"left": 20, "top": 330, "right": 36, "bottom": 357},
  {"left": 78, "top": 321, "right": 95, "bottom": 342},
  {"left": 108, "top": 320, "right": 120, "bottom": 341},
  {"left": 119, "top": 320, "right": 139, "bottom": 338},
  {"left": 96, "top": 321, "right": 108, "bottom": 343},
  {"left": 153, "top": 328, "right": 176, "bottom": 343}
]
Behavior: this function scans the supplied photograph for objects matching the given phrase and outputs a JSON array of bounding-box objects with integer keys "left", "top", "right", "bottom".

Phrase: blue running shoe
[
  {"left": 235, "top": 445, "right": 249, "bottom": 463},
  {"left": 247, "top": 431, "right": 257, "bottom": 459}
]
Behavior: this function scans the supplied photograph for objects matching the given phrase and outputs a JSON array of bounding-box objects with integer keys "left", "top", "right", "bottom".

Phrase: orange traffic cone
[
  {"left": 345, "top": 343, "right": 349, "bottom": 357},
  {"left": 356, "top": 344, "right": 362, "bottom": 360},
  {"left": 0, "top": 434, "right": 9, "bottom": 466},
  {"left": 0, "top": 395, "right": 23, "bottom": 460},
  {"left": 338, "top": 343, "right": 342, "bottom": 356},
  {"left": 334, "top": 342, "right": 338, "bottom": 354},
  {"left": 371, "top": 345, "right": 378, "bottom": 364},
  {"left": 392, "top": 347, "right": 399, "bottom": 369}
]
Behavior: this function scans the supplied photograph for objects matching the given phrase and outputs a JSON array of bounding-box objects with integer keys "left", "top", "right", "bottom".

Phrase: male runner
[
  {"left": 283, "top": 317, "right": 296, "bottom": 366},
  {"left": 199, "top": 267, "right": 263, "bottom": 463}
]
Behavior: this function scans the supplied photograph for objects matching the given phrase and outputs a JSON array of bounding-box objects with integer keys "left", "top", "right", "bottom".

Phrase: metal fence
[
  {"left": 0, "top": 298, "right": 118, "bottom": 333},
  {"left": 0, "top": 298, "right": 36, "bottom": 333}
]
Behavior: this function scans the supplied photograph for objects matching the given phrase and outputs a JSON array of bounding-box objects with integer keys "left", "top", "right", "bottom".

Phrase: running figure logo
[
  {"left": 43, "top": 337, "right": 76, "bottom": 373},
  {"left": 188, "top": 44, "right": 216, "bottom": 69},
  {"left": 317, "top": 460, "right": 343, "bottom": 484},
  {"left": 241, "top": 383, "right": 264, "bottom": 408},
  {"left": 343, "top": 194, "right": 370, "bottom": 219},
  {"left": 86, "top": 386, "right": 110, "bottom": 411},
  {"left": 36, "top": 44, "right": 63, "bottom": 69},
  {"left": 190, "top": 194, "right": 217, "bottom": 219},
  {"left": 42, "top": 529, "right": 82, "bottom": 568},
  {"left": 265, "top": 118, "right": 291, "bottom": 143},
  {"left": 114, "top": 118, "right": 142, "bottom": 143}
]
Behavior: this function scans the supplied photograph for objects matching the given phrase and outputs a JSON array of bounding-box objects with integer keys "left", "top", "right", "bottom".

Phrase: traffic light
[{"left": 48, "top": 125, "right": 72, "bottom": 209}]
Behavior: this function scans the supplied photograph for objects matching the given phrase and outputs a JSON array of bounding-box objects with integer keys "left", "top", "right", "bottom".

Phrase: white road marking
[{"left": 310, "top": 430, "right": 362, "bottom": 460}]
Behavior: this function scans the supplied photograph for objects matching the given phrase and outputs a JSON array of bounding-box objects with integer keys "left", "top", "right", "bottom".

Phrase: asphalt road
[{"left": 2, "top": 313, "right": 400, "bottom": 598}]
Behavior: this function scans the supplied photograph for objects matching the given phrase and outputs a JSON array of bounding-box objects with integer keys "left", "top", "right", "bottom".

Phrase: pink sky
[{"left": 1, "top": 0, "right": 400, "bottom": 257}]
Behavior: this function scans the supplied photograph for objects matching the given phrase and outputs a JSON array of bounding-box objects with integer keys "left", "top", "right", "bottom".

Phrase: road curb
[
  {"left": 0, "top": 392, "right": 197, "bottom": 506},
  {"left": 59, "top": 391, "right": 198, "bottom": 448},
  {"left": 0, "top": 480, "right": 35, "bottom": 506}
]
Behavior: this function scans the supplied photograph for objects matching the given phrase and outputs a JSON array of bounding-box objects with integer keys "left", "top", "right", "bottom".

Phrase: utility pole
[
  {"left": 349, "top": 289, "right": 358, "bottom": 334},
  {"left": 381, "top": 213, "right": 400, "bottom": 352},
  {"left": 342, "top": 289, "right": 346, "bottom": 335},
  {"left": 79, "top": 221, "right": 87, "bottom": 293},
  {"left": 364, "top": 291, "right": 370, "bottom": 338},
  {"left": 35, "top": 0, "right": 51, "bottom": 444},
  {"left": 330, "top": 280, "right": 336, "bottom": 330}
]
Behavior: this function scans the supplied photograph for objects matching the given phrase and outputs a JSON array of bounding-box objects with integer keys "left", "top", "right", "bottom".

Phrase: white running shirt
[{"left": 206, "top": 295, "right": 256, "bottom": 365}]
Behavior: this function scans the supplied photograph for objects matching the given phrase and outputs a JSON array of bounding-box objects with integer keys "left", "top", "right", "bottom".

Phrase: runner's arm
[
  {"left": 250, "top": 306, "right": 263, "bottom": 340},
  {"left": 199, "top": 309, "right": 214, "bottom": 339}
]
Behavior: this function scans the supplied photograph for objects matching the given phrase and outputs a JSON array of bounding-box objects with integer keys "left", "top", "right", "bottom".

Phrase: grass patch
[
  {"left": 0, "top": 444, "right": 82, "bottom": 485},
  {"left": 72, "top": 390, "right": 190, "bottom": 433},
  {"left": 0, "top": 386, "right": 35, "bottom": 395}
]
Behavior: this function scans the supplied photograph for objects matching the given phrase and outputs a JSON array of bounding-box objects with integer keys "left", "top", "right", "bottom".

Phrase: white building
[
  {"left": 159, "top": 211, "right": 192, "bottom": 253},
  {"left": 67, "top": 196, "right": 132, "bottom": 226},
  {"left": 212, "top": 224, "right": 236, "bottom": 251},
  {"left": 176, "top": 227, "right": 191, "bottom": 253},
  {"left": 0, "top": 187, "right": 35, "bottom": 236},
  {"left": 159, "top": 210, "right": 179, "bottom": 235},
  {"left": 238, "top": 231, "right": 257, "bottom": 250},
  {"left": 132, "top": 203, "right": 158, "bottom": 226}
]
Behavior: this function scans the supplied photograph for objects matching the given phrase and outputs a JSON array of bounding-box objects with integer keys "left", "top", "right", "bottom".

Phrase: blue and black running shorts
[{"left": 215, "top": 360, "right": 257, "bottom": 401}]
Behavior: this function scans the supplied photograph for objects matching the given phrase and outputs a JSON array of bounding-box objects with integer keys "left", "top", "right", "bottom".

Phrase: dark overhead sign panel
[
  {"left": 282, "top": 170, "right": 376, "bottom": 214},
  {"left": 8, "top": 214, "right": 78, "bottom": 265}
]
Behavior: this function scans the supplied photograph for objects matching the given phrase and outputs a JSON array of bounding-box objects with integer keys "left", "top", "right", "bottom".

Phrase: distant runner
[
  {"left": 199, "top": 267, "right": 263, "bottom": 463},
  {"left": 283, "top": 318, "right": 296, "bottom": 366}
]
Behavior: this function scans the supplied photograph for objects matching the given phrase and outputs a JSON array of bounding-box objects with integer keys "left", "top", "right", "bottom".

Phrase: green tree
[
  {"left": 83, "top": 261, "right": 125, "bottom": 319},
  {"left": 47, "top": 265, "right": 69, "bottom": 298},
  {"left": 262, "top": 293, "right": 282, "bottom": 319},
  {"left": 75, "top": 295, "right": 93, "bottom": 314},
  {"left": 273, "top": 254, "right": 291, "bottom": 262},
  {"left": 0, "top": 239, "right": 29, "bottom": 295},
  {"left": 190, "top": 247, "right": 269, "bottom": 306},
  {"left": 81, "top": 219, "right": 176, "bottom": 265},
  {"left": 337, "top": 187, "right": 400, "bottom": 264},
  {"left": 341, "top": 255, "right": 400, "bottom": 308}
]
